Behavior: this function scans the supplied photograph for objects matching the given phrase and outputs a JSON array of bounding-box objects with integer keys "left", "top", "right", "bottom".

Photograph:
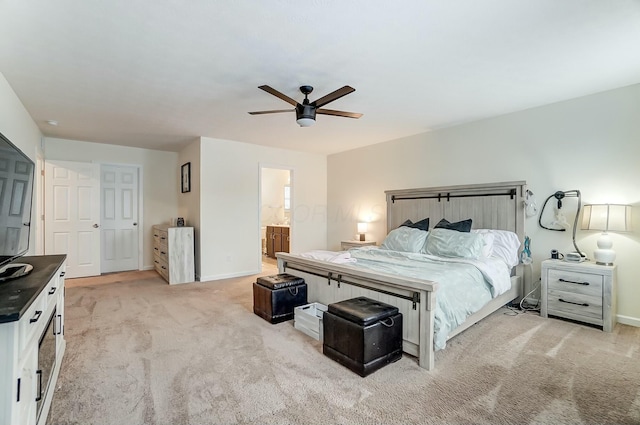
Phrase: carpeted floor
[{"left": 46, "top": 269, "right": 640, "bottom": 425}]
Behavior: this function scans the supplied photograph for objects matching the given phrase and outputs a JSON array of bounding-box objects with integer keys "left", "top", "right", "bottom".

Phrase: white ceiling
[{"left": 1, "top": 1, "right": 640, "bottom": 155}]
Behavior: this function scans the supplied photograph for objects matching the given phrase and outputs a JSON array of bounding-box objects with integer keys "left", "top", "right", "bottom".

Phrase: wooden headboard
[{"left": 385, "top": 181, "right": 527, "bottom": 242}]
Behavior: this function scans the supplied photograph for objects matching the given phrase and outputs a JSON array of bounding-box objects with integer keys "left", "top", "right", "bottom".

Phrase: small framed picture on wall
[{"left": 181, "top": 162, "right": 191, "bottom": 193}]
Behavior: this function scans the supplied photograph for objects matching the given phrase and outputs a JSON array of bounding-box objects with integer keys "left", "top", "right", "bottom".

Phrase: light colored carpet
[{"left": 47, "top": 270, "right": 640, "bottom": 425}]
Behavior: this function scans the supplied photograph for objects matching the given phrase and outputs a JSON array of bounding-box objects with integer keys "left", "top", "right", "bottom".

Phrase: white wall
[
  {"left": 195, "top": 137, "right": 326, "bottom": 281},
  {"left": 0, "top": 72, "right": 43, "bottom": 256},
  {"left": 327, "top": 83, "right": 640, "bottom": 325},
  {"left": 43, "top": 137, "right": 180, "bottom": 269},
  {"left": 178, "top": 139, "right": 201, "bottom": 277}
]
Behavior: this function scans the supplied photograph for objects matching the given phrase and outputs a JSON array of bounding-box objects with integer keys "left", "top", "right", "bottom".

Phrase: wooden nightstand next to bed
[
  {"left": 341, "top": 240, "right": 377, "bottom": 250},
  {"left": 541, "top": 259, "right": 617, "bottom": 332}
]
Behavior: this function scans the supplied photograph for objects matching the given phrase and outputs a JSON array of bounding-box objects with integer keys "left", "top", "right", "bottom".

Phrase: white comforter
[{"left": 306, "top": 247, "right": 512, "bottom": 350}]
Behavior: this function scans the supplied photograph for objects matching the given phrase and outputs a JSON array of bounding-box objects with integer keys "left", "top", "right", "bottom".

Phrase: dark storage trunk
[
  {"left": 323, "top": 297, "right": 403, "bottom": 377},
  {"left": 253, "top": 274, "right": 307, "bottom": 324}
]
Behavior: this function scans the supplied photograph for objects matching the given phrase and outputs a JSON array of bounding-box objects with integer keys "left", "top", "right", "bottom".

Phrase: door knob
[
  {"left": 133, "top": 223, "right": 138, "bottom": 226},
  {"left": 93, "top": 224, "right": 99, "bottom": 228}
]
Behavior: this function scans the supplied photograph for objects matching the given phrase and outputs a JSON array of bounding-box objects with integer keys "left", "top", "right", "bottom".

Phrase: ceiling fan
[{"left": 248, "top": 85, "right": 363, "bottom": 127}]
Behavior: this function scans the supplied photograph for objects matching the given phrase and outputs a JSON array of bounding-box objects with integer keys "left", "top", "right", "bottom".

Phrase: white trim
[
  {"left": 199, "top": 269, "right": 261, "bottom": 282},
  {"left": 617, "top": 314, "right": 640, "bottom": 328}
]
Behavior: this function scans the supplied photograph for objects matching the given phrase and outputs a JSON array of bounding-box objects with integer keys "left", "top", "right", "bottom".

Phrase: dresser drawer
[
  {"left": 18, "top": 290, "right": 47, "bottom": 353},
  {"left": 547, "top": 288, "right": 602, "bottom": 321},
  {"left": 153, "top": 228, "right": 168, "bottom": 248},
  {"left": 547, "top": 269, "right": 603, "bottom": 298},
  {"left": 153, "top": 244, "right": 169, "bottom": 262},
  {"left": 153, "top": 254, "right": 169, "bottom": 281}
]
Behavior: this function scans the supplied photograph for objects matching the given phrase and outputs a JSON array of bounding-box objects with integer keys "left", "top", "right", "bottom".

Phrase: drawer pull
[
  {"left": 161, "top": 251, "right": 166, "bottom": 255},
  {"left": 161, "top": 266, "right": 167, "bottom": 270},
  {"left": 161, "top": 237, "right": 166, "bottom": 240},
  {"left": 35, "top": 370, "right": 43, "bottom": 402},
  {"left": 559, "top": 298, "right": 589, "bottom": 307},
  {"left": 60, "top": 271, "right": 66, "bottom": 277},
  {"left": 48, "top": 287, "right": 57, "bottom": 295},
  {"left": 559, "top": 278, "right": 589, "bottom": 286},
  {"left": 154, "top": 247, "right": 159, "bottom": 251},
  {"left": 30, "top": 310, "right": 42, "bottom": 323}
]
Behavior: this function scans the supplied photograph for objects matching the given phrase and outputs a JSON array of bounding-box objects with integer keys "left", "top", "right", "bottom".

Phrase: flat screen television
[{"left": 0, "top": 131, "right": 35, "bottom": 281}]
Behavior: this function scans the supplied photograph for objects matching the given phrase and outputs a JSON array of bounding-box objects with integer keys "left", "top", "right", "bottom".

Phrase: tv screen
[{"left": 0, "top": 132, "right": 35, "bottom": 270}]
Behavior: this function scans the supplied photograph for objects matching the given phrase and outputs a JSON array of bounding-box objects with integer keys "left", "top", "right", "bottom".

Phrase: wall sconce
[
  {"left": 581, "top": 204, "right": 632, "bottom": 265},
  {"left": 357, "top": 222, "right": 368, "bottom": 241}
]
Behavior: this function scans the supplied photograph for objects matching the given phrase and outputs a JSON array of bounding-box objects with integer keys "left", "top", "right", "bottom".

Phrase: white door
[
  {"left": 100, "top": 164, "right": 139, "bottom": 273},
  {"left": 45, "top": 160, "right": 101, "bottom": 278}
]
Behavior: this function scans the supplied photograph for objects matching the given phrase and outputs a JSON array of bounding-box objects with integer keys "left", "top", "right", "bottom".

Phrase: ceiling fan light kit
[{"left": 249, "top": 85, "right": 362, "bottom": 127}]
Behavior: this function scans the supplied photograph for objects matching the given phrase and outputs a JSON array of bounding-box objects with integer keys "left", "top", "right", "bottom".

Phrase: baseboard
[
  {"left": 142, "top": 265, "right": 154, "bottom": 271},
  {"left": 199, "top": 269, "right": 261, "bottom": 282},
  {"left": 617, "top": 314, "right": 640, "bottom": 328}
]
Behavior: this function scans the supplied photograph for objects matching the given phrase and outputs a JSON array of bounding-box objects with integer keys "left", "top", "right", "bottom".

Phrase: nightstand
[
  {"left": 541, "top": 259, "right": 617, "bottom": 332},
  {"left": 341, "top": 240, "right": 377, "bottom": 250}
]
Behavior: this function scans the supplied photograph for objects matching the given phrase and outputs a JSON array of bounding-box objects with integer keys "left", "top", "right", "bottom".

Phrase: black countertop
[{"left": 0, "top": 255, "right": 67, "bottom": 323}]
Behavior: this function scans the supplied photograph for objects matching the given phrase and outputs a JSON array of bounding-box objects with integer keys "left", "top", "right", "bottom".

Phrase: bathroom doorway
[{"left": 260, "top": 166, "right": 292, "bottom": 272}]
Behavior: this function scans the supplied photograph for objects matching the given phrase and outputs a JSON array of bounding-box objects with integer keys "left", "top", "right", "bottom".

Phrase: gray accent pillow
[
  {"left": 400, "top": 217, "right": 430, "bottom": 231},
  {"left": 434, "top": 218, "right": 472, "bottom": 232}
]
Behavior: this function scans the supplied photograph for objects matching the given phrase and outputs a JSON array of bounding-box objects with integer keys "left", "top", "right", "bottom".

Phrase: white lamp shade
[
  {"left": 581, "top": 204, "right": 632, "bottom": 265},
  {"left": 581, "top": 204, "right": 631, "bottom": 232},
  {"left": 357, "top": 222, "right": 368, "bottom": 233}
]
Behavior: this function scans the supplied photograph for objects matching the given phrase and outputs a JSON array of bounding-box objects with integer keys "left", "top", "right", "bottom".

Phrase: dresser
[
  {"left": 152, "top": 225, "right": 195, "bottom": 284},
  {"left": 341, "top": 240, "right": 377, "bottom": 250},
  {"left": 0, "top": 255, "right": 67, "bottom": 425},
  {"left": 541, "top": 259, "right": 617, "bottom": 332}
]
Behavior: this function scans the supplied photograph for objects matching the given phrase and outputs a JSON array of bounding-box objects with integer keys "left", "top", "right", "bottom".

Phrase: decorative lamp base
[{"left": 594, "top": 233, "right": 615, "bottom": 266}]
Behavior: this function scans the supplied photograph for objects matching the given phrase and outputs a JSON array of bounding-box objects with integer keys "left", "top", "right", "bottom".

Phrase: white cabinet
[
  {"left": 541, "top": 259, "right": 617, "bottom": 332},
  {"left": 0, "top": 255, "right": 66, "bottom": 425},
  {"left": 152, "top": 224, "right": 195, "bottom": 284}
]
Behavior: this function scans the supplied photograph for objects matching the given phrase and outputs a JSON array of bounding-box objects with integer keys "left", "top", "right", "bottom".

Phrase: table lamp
[
  {"left": 357, "top": 222, "right": 368, "bottom": 241},
  {"left": 581, "top": 204, "right": 631, "bottom": 265}
]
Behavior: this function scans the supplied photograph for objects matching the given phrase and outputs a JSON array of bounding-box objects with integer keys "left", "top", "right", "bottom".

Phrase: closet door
[
  {"left": 100, "top": 164, "right": 139, "bottom": 273},
  {"left": 45, "top": 160, "right": 101, "bottom": 278}
]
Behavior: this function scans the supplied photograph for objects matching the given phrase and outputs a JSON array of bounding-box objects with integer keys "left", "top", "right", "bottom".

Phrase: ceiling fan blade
[
  {"left": 258, "top": 85, "right": 299, "bottom": 107},
  {"left": 316, "top": 108, "right": 363, "bottom": 119},
  {"left": 312, "top": 86, "right": 356, "bottom": 108},
  {"left": 248, "top": 109, "right": 294, "bottom": 115}
]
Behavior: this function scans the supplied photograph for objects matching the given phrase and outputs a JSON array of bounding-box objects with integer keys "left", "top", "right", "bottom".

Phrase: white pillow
[
  {"left": 380, "top": 227, "right": 428, "bottom": 253},
  {"left": 424, "top": 228, "right": 485, "bottom": 259},
  {"left": 472, "top": 229, "right": 521, "bottom": 268}
]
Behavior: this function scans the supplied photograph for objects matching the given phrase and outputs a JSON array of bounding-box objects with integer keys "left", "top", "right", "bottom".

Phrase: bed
[{"left": 277, "top": 181, "right": 526, "bottom": 371}]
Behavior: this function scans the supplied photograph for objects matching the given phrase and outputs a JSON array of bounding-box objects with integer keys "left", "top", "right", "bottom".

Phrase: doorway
[{"left": 260, "top": 166, "right": 292, "bottom": 272}]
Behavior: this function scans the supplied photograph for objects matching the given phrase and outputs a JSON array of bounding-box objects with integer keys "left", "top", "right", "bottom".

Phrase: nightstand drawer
[
  {"left": 547, "top": 288, "right": 602, "bottom": 321},
  {"left": 547, "top": 269, "right": 603, "bottom": 298}
]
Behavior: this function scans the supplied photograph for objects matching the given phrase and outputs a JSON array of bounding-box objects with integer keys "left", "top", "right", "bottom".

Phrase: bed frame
[{"left": 277, "top": 181, "right": 526, "bottom": 371}]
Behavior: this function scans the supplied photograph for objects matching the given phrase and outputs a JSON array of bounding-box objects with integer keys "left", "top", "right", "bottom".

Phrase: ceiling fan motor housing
[{"left": 296, "top": 103, "right": 316, "bottom": 121}]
